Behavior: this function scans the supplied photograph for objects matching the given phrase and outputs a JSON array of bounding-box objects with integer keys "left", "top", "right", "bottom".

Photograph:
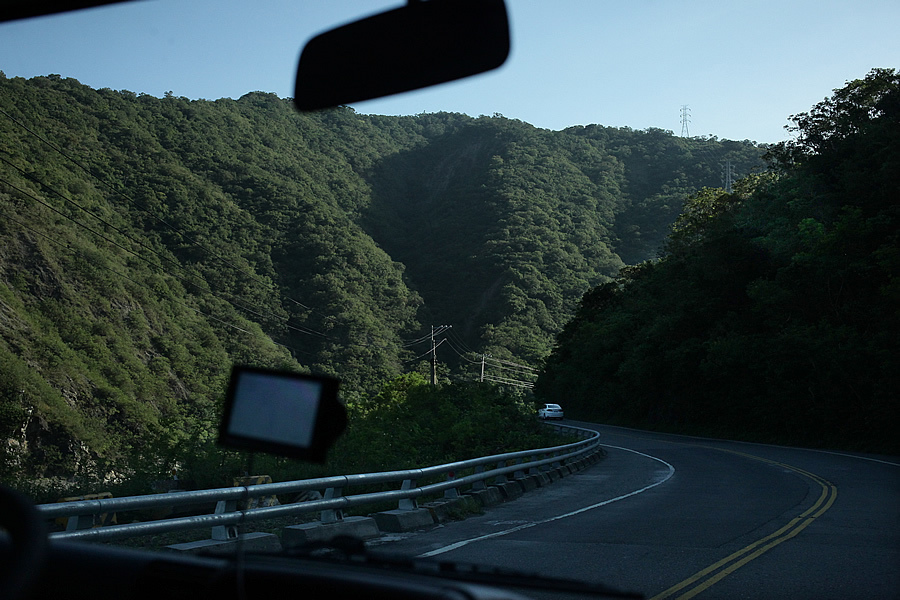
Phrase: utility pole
[
  {"left": 431, "top": 325, "right": 437, "bottom": 385},
  {"left": 680, "top": 104, "right": 691, "bottom": 137},
  {"left": 479, "top": 353, "right": 492, "bottom": 382},
  {"left": 430, "top": 325, "right": 450, "bottom": 385}
]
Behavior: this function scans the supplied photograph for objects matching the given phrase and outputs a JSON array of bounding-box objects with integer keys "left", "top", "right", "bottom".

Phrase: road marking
[
  {"left": 592, "top": 422, "right": 899, "bottom": 467},
  {"left": 418, "top": 444, "right": 675, "bottom": 558},
  {"left": 649, "top": 449, "right": 838, "bottom": 600},
  {"left": 811, "top": 449, "right": 900, "bottom": 467}
]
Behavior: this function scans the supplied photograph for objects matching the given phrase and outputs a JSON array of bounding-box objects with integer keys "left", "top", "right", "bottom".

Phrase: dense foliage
[
  {"left": 331, "top": 374, "right": 562, "bottom": 477},
  {"left": 537, "top": 69, "right": 899, "bottom": 454},
  {"left": 0, "top": 71, "right": 762, "bottom": 484},
  {"left": 21, "top": 374, "right": 558, "bottom": 503}
]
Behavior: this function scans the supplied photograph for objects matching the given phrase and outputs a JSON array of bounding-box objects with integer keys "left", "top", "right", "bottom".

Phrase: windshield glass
[{"left": 1, "top": 2, "right": 898, "bottom": 599}]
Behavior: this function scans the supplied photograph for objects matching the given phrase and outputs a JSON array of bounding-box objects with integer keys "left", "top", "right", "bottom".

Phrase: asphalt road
[{"left": 368, "top": 421, "right": 900, "bottom": 599}]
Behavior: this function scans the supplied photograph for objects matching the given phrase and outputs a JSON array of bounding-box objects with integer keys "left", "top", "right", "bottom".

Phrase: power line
[
  {"left": 407, "top": 325, "right": 538, "bottom": 389},
  {"left": 0, "top": 178, "right": 331, "bottom": 354},
  {"left": 476, "top": 352, "right": 537, "bottom": 389},
  {"left": 401, "top": 325, "right": 451, "bottom": 347},
  {"left": 0, "top": 108, "right": 545, "bottom": 374},
  {"left": 481, "top": 374, "right": 534, "bottom": 389},
  {"left": 485, "top": 363, "right": 537, "bottom": 379},
  {"left": 0, "top": 106, "right": 324, "bottom": 318},
  {"left": 2, "top": 154, "right": 535, "bottom": 379},
  {"left": 0, "top": 108, "right": 435, "bottom": 353},
  {"left": 446, "top": 327, "right": 479, "bottom": 355},
  {"left": 1, "top": 207, "right": 317, "bottom": 358},
  {"left": 442, "top": 336, "right": 482, "bottom": 364},
  {"left": 2, "top": 146, "right": 426, "bottom": 361},
  {"left": 401, "top": 343, "right": 443, "bottom": 365},
  {"left": 414, "top": 322, "right": 539, "bottom": 386},
  {"left": 483, "top": 356, "right": 537, "bottom": 372},
  {"left": 0, "top": 167, "right": 329, "bottom": 342}
]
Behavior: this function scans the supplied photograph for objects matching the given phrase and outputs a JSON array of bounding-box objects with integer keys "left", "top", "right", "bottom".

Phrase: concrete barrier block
[
  {"left": 166, "top": 531, "right": 281, "bottom": 554},
  {"left": 491, "top": 481, "right": 524, "bottom": 501},
  {"left": 465, "top": 486, "right": 504, "bottom": 508},
  {"left": 516, "top": 476, "right": 538, "bottom": 492},
  {"left": 282, "top": 516, "right": 380, "bottom": 547},
  {"left": 533, "top": 472, "right": 552, "bottom": 487},
  {"left": 423, "top": 496, "right": 479, "bottom": 523},
  {"left": 372, "top": 508, "right": 435, "bottom": 533}
]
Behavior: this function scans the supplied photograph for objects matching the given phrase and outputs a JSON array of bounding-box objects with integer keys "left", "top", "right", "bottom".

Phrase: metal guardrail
[{"left": 37, "top": 423, "right": 600, "bottom": 543}]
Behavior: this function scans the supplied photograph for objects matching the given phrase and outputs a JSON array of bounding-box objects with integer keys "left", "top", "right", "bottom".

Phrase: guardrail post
[
  {"left": 443, "top": 470, "right": 459, "bottom": 499},
  {"left": 398, "top": 479, "right": 417, "bottom": 510},
  {"left": 320, "top": 487, "right": 343, "bottom": 523},
  {"left": 211, "top": 500, "right": 238, "bottom": 541},
  {"left": 513, "top": 459, "right": 525, "bottom": 480},
  {"left": 494, "top": 461, "right": 508, "bottom": 484},
  {"left": 539, "top": 453, "right": 551, "bottom": 471},
  {"left": 472, "top": 465, "right": 486, "bottom": 490},
  {"left": 65, "top": 513, "right": 94, "bottom": 532}
]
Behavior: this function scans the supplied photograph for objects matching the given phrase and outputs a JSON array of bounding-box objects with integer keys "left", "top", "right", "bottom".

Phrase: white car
[{"left": 538, "top": 403, "right": 564, "bottom": 420}]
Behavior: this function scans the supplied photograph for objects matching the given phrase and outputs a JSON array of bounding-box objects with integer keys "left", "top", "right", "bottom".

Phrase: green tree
[{"left": 538, "top": 69, "right": 899, "bottom": 454}]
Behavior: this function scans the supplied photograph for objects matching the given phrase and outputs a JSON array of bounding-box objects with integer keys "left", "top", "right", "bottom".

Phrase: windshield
[{"left": 1, "top": 2, "right": 898, "bottom": 600}]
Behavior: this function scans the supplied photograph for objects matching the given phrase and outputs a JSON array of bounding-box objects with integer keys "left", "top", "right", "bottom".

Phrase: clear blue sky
[{"left": 2, "top": 0, "right": 897, "bottom": 144}]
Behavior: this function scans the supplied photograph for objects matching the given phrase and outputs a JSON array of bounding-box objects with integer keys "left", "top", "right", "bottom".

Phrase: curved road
[{"left": 371, "top": 421, "right": 900, "bottom": 599}]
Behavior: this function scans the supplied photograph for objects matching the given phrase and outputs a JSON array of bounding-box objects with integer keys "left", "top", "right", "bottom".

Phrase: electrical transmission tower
[
  {"left": 680, "top": 104, "right": 691, "bottom": 137},
  {"left": 722, "top": 159, "right": 736, "bottom": 193}
]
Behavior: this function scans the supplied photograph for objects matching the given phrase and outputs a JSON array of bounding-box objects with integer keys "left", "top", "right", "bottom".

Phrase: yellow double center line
[{"left": 649, "top": 449, "right": 838, "bottom": 600}]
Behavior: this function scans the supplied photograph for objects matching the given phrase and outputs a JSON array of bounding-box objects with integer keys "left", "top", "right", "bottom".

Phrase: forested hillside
[
  {"left": 0, "top": 71, "right": 763, "bottom": 482},
  {"left": 537, "top": 69, "right": 899, "bottom": 454}
]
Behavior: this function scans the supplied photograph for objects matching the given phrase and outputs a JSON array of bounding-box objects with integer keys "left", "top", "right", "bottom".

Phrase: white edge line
[
  {"left": 810, "top": 450, "right": 900, "bottom": 467},
  {"left": 418, "top": 443, "right": 676, "bottom": 558},
  {"left": 592, "top": 422, "right": 900, "bottom": 467}
]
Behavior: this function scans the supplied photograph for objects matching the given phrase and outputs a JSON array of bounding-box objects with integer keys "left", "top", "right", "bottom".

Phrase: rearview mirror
[
  {"left": 218, "top": 366, "right": 346, "bottom": 463},
  {"left": 294, "top": 0, "right": 510, "bottom": 111}
]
